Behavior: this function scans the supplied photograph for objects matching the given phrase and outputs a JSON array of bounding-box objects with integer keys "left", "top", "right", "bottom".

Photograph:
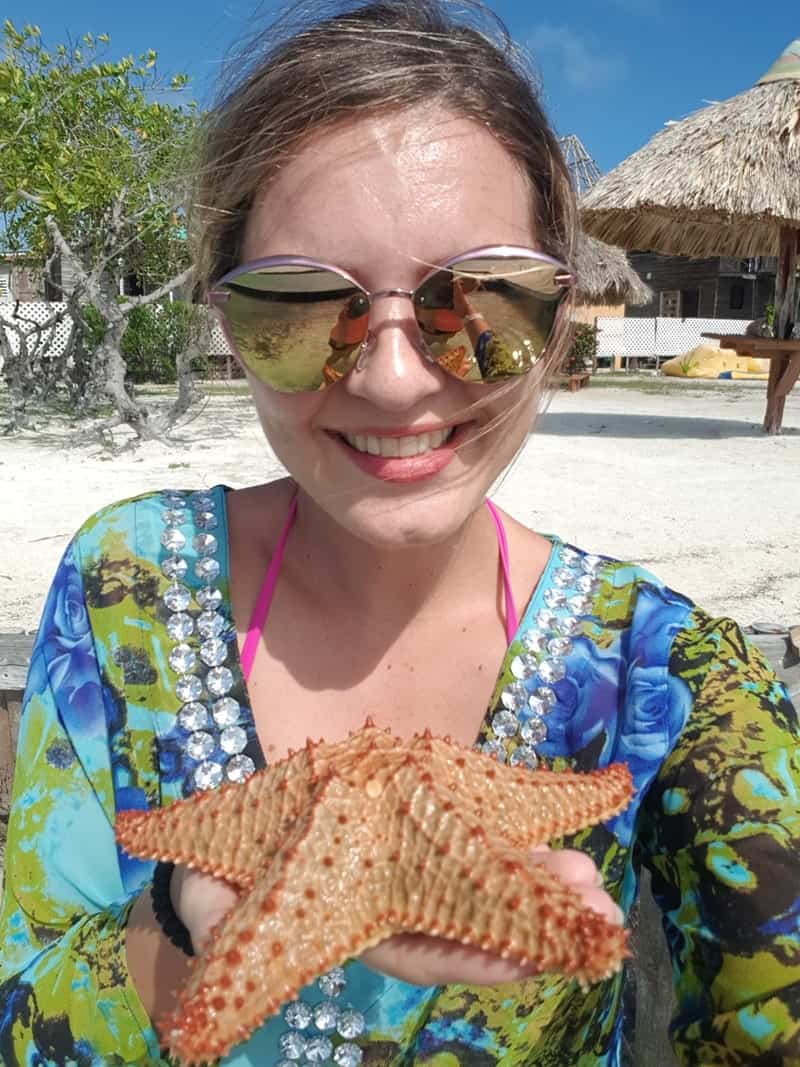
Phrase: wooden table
[
  {"left": 702, "top": 333, "right": 800, "bottom": 434},
  {"left": 559, "top": 371, "right": 591, "bottom": 393}
]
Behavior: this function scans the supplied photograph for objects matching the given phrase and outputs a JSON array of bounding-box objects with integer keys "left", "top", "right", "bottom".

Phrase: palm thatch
[
  {"left": 581, "top": 41, "right": 800, "bottom": 258},
  {"left": 573, "top": 232, "right": 652, "bottom": 305}
]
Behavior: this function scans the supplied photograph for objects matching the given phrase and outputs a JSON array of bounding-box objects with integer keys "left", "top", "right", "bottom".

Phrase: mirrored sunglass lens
[
  {"left": 415, "top": 258, "right": 566, "bottom": 382},
  {"left": 216, "top": 266, "right": 369, "bottom": 392}
]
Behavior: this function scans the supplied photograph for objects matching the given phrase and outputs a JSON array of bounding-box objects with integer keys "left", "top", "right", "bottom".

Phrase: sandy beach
[{"left": 1, "top": 376, "right": 798, "bottom": 633}]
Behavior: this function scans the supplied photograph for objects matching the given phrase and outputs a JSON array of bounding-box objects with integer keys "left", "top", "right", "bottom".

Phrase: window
[
  {"left": 659, "top": 290, "right": 681, "bottom": 317},
  {"left": 0, "top": 267, "right": 10, "bottom": 301},
  {"left": 729, "top": 283, "right": 745, "bottom": 310},
  {"left": 680, "top": 288, "right": 699, "bottom": 317}
]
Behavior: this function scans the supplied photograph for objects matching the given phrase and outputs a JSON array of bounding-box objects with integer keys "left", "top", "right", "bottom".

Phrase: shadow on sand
[{"left": 535, "top": 412, "right": 800, "bottom": 440}]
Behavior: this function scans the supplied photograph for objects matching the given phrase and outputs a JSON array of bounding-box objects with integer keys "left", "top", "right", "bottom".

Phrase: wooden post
[
  {"left": 764, "top": 227, "right": 799, "bottom": 433},
  {"left": 774, "top": 226, "right": 798, "bottom": 340},
  {"left": 0, "top": 634, "right": 33, "bottom": 820}
]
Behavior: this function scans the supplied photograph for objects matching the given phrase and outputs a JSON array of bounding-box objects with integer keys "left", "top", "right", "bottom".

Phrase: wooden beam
[
  {"left": 0, "top": 633, "right": 34, "bottom": 692},
  {"left": 766, "top": 226, "right": 800, "bottom": 432},
  {"left": 774, "top": 226, "right": 799, "bottom": 341}
]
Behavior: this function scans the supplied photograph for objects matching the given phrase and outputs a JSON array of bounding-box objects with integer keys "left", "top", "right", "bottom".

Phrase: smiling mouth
[{"left": 337, "top": 426, "right": 456, "bottom": 458}]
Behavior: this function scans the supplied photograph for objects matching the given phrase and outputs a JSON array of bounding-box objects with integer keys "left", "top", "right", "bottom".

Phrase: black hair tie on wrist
[{"left": 151, "top": 861, "right": 195, "bottom": 957}]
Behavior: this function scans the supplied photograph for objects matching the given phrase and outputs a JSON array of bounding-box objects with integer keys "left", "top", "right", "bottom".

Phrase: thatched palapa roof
[
  {"left": 573, "top": 232, "right": 652, "bottom": 305},
  {"left": 581, "top": 40, "right": 800, "bottom": 258}
]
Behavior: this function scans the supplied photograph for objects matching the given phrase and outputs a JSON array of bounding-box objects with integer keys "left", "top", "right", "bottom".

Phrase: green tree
[
  {"left": 564, "top": 323, "right": 597, "bottom": 376},
  {"left": 0, "top": 20, "right": 207, "bottom": 437}
]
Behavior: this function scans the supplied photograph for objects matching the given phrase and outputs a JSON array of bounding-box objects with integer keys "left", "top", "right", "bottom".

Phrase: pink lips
[{"left": 332, "top": 424, "right": 469, "bottom": 483}]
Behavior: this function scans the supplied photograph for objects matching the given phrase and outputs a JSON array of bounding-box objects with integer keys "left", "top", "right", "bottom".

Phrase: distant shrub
[
  {"left": 564, "top": 323, "right": 597, "bottom": 375},
  {"left": 121, "top": 301, "right": 195, "bottom": 383}
]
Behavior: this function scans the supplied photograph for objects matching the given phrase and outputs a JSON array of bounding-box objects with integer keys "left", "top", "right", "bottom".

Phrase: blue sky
[{"left": 6, "top": 0, "right": 797, "bottom": 173}]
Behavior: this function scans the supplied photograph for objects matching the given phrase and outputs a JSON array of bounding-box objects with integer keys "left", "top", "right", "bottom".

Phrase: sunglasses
[{"left": 209, "top": 246, "right": 574, "bottom": 393}]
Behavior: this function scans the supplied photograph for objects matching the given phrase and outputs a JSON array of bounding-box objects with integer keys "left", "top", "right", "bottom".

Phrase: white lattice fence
[
  {"left": 0, "top": 302, "right": 73, "bottom": 360},
  {"left": 596, "top": 317, "right": 754, "bottom": 361},
  {"left": 208, "top": 318, "right": 232, "bottom": 355},
  {"left": 0, "top": 301, "right": 234, "bottom": 371}
]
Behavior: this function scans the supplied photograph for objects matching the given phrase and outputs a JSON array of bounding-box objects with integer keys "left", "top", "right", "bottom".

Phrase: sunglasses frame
[
  {"left": 211, "top": 244, "right": 574, "bottom": 304},
  {"left": 208, "top": 245, "right": 575, "bottom": 387}
]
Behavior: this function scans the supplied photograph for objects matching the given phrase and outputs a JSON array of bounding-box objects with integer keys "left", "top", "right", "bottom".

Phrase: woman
[{"left": 1, "top": 3, "right": 798, "bottom": 1065}]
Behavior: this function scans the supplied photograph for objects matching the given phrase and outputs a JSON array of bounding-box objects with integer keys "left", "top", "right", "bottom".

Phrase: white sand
[{"left": 1, "top": 378, "right": 798, "bottom": 632}]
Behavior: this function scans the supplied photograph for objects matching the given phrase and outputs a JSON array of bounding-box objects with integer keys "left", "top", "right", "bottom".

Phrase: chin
[{"left": 334, "top": 485, "right": 489, "bottom": 549}]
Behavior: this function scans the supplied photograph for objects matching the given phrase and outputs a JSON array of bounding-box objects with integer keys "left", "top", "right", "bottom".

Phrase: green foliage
[
  {"left": 765, "top": 303, "right": 775, "bottom": 329},
  {"left": 564, "top": 323, "right": 597, "bottom": 375},
  {"left": 81, "top": 304, "right": 107, "bottom": 349},
  {"left": 121, "top": 300, "right": 200, "bottom": 383},
  {"left": 0, "top": 20, "right": 201, "bottom": 286}
]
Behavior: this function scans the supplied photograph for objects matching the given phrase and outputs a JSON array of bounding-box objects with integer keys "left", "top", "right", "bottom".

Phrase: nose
[{"left": 344, "top": 293, "right": 446, "bottom": 412}]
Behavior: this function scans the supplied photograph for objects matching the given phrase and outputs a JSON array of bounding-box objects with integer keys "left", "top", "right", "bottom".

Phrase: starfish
[{"left": 116, "top": 723, "right": 633, "bottom": 1064}]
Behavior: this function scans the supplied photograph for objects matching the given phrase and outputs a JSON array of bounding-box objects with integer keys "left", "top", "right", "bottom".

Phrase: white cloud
[{"left": 529, "top": 24, "right": 627, "bottom": 90}]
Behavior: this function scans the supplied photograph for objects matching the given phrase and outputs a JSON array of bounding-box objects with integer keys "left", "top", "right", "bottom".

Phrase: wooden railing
[{"left": 0, "top": 633, "right": 27, "bottom": 832}]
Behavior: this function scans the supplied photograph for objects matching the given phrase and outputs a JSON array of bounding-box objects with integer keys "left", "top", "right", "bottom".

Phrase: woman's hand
[
  {"left": 358, "top": 848, "right": 623, "bottom": 987},
  {"left": 170, "top": 863, "right": 240, "bottom": 954},
  {"left": 168, "top": 849, "right": 622, "bottom": 987},
  {"left": 452, "top": 276, "right": 480, "bottom": 318}
]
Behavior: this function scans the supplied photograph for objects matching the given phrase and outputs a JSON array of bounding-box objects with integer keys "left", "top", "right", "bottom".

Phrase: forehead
[{"left": 241, "top": 106, "right": 537, "bottom": 282}]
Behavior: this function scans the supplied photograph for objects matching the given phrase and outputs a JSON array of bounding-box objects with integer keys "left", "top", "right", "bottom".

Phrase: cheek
[
  {"left": 478, "top": 377, "right": 539, "bottom": 438},
  {"left": 248, "top": 375, "right": 326, "bottom": 453}
]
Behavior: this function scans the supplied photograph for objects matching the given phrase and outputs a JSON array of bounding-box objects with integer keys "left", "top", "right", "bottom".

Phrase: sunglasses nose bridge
[
  {"left": 355, "top": 287, "right": 436, "bottom": 374},
  {"left": 360, "top": 286, "right": 424, "bottom": 345},
  {"left": 367, "top": 286, "right": 416, "bottom": 306}
]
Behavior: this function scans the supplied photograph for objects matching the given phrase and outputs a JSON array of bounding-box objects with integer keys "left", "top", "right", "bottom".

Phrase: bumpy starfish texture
[{"left": 116, "top": 723, "right": 633, "bottom": 1064}]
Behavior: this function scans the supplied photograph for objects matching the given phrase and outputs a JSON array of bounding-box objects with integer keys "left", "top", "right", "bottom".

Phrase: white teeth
[{"left": 343, "top": 427, "right": 454, "bottom": 457}]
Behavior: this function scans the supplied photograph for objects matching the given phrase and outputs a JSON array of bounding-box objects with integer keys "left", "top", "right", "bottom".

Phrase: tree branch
[
  {"left": 44, "top": 215, "right": 106, "bottom": 310},
  {"left": 119, "top": 265, "right": 195, "bottom": 312}
]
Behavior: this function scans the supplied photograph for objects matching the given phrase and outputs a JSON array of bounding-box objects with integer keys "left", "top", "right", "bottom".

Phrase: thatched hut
[
  {"left": 572, "top": 232, "right": 652, "bottom": 324},
  {"left": 581, "top": 39, "right": 800, "bottom": 431}
]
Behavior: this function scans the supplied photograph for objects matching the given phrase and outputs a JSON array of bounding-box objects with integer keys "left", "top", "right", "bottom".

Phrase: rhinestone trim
[
  {"left": 482, "top": 545, "right": 599, "bottom": 770},
  {"left": 160, "top": 490, "right": 256, "bottom": 793}
]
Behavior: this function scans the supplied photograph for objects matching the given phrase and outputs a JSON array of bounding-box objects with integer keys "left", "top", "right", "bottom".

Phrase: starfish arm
[
  {"left": 160, "top": 776, "right": 392, "bottom": 1064},
  {"left": 115, "top": 749, "right": 319, "bottom": 889},
  {"left": 398, "top": 804, "right": 629, "bottom": 984},
  {"left": 414, "top": 737, "right": 633, "bottom": 846}
]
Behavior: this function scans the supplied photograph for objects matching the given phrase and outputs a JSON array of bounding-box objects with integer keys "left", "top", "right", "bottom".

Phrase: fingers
[
  {"left": 173, "top": 865, "right": 240, "bottom": 953},
  {"left": 528, "top": 848, "right": 601, "bottom": 886},
  {"left": 528, "top": 848, "right": 624, "bottom": 925},
  {"left": 574, "top": 886, "right": 624, "bottom": 926}
]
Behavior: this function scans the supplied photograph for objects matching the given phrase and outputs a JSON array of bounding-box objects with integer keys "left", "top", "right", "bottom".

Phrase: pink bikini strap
[
  {"left": 240, "top": 495, "right": 518, "bottom": 682},
  {"left": 486, "top": 498, "right": 519, "bottom": 644},
  {"left": 239, "top": 492, "right": 298, "bottom": 680}
]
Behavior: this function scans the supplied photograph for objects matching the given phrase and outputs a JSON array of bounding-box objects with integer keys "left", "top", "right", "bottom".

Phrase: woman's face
[{"left": 240, "top": 105, "right": 542, "bottom": 547}]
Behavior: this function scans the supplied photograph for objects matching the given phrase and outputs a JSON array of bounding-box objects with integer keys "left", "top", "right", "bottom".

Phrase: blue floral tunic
[{"left": 1, "top": 486, "right": 798, "bottom": 1066}]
